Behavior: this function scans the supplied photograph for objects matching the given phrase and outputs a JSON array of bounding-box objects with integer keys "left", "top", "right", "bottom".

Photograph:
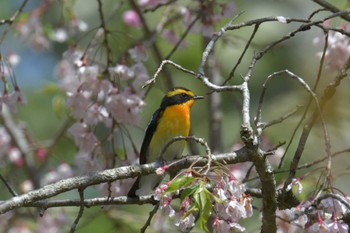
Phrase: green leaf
[
  {"left": 198, "top": 186, "right": 212, "bottom": 232},
  {"left": 180, "top": 184, "right": 199, "bottom": 200},
  {"left": 188, "top": 182, "right": 212, "bottom": 233},
  {"left": 165, "top": 176, "right": 195, "bottom": 194},
  {"left": 115, "top": 148, "right": 126, "bottom": 160}
]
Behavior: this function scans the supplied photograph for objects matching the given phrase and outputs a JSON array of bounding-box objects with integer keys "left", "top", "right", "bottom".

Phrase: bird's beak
[{"left": 193, "top": 95, "right": 204, "bottom": 100}]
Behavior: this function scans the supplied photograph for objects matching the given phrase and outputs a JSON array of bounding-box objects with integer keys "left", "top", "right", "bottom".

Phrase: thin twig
[
  {"left": 96, "top": 0, "right": 112, "bottom": 74},
  {"left": 0, "top": 0, "right": 29, "bottom": 44},
  {"left": 224, "top": 23, "right": 259, "bottom": 84},
  {"left": 160, "top": 136, "right": 212, "bottom": 174},
  {"left": 259, "top": 105, "right": 303, "bottom": 131},
  {"left": 277, "top": 31, "right": 329, "bottom": 169},
  {"left": 69, "top": 188, "right": 85, "bottom": 233},
  {"left": 0, "top": 173, "right": 17, "bottom": 196},
  {"left": 143, "top": 60, "right": 196, "bottom": 88},
  {"left": 312, "top": 0, "right": 350, "bottom": 22},
  {"left": 165, "top": 14, "right": 200, "bottom": 60},
  {"left": 261, "top": 70, "right": 331, "bottom": 189},
  {"left": 140, "top": 203, "right": 160, "bottom": 233}
]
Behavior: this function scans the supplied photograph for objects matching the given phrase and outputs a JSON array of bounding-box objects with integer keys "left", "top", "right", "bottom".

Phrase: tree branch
[{"left": 0, "top": 148, "right": 251, "bottom": 214}]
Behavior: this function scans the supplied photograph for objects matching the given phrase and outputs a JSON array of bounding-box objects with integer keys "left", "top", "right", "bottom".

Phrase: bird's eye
[{"left": 181, "top": 93, "right": 187, "bottom": 97}]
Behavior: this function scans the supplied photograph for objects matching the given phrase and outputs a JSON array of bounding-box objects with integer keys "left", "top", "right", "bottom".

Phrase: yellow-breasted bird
[{"left": 127, "top": 87, "right": 203, "bottom": 197}]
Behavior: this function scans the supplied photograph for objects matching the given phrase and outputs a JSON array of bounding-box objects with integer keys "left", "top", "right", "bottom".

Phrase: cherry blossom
[
  {"left": 123, "top": 10, "right": 141, "bottom": 28},
  {"left": 314, "top": 24, "right": 350, "bottom": 70},
  {"left": 68, "top": 122, "right": 99, "bottom": 154}
]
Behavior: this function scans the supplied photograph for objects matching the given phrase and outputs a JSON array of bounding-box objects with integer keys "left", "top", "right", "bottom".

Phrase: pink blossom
[
  {"left": 164, "top": 205, "right": 176, "bottom": 218},
  {"left": 8, "top": 225, "right": 33, "bottom": 233},
  {"left": 225, "top": 176, "right": 246, "bottom": 199},
  {"left": 162, "top": 29, "right": 179, "bottom": 45},
  {"left": 68, "top": 122, "right": 99, "bottom": 153},
  {"left": 36, "top": 209, "right": 70, "bottom": 233},
  {"left": 162, "top": 29, "right": 186, "bottom": 47},
  {"left": 2, "top": 90, "right": 27, "bottom": 113},
  {"left": 35, "top": 148, "right": 48, "bottom": 160},
  {"left": 128, "top": 44, "right": 148, "bottom": 62},
  {"left": 228, "top": 161, "right": 252, "bottom": 181},
  {"left": 66, "top": 91, "right": 92, "bottom": 119},
  {"left": 16, "top": 15, "right": 51, "bottom": 50},
  {"left": 105, "top": 90, "right": 145, "bottom": 125},
  {"left": 123, "top": 10, "right": 141, "bottom": 28},
  {"left": 8, "top": 53, "right": 21, "bottom": 66},
  {"left": 314, "top": 26, "right": 350, "bottom": 70},
  {"left": 56, "top": 49, "right": 85, "bottom": 93},
  {"left": 276, "top": 208, "right": 308, "bottom": 232},
  {"left": 171, "top": 197, "right": 195, "bottom": 231},
  {"left": 213, "top": 218, "right": 231, "bottom": 233},
  {"left": 156, "top": 165, "right": 168, "bottom": 175},
  {"left": 51, "top": 28, "right": 68, "bottom": 42},
  {"left": 213, "top": 217, "right": 245, "bottom": 233},
  {"left": 42, "top": 163, "right": 73, "bottom": 185},
  {"left": 42, "top": 170, "right": 60, "bottom": 185},
  {"left": 241, "top": 194, "right": 253, "bottom": 218},
  {"left": 286, "top": 177, "right": 303, "bottom": 195},
  {"left": 327, "top": 217, "right": 349, "bottom": 233},
  {"left": 71, "top": 18, "right": 89, "bottom": 32},
  {"left": 214, "top": 184, "right": 227, "bottom": 201},
  {"left": 174, "top": 213, "right": 195, "bottom": 232},
  {"left": 110, "top": 64, "right": 134, "bottom": 80},
  {"left": 74, "top": 151, "right": 103, "bottom": 173},
  {"left": 321, "top": 197, "right": 347, "bottom": 217},
  {"left": 220, "top": 2, "right": 236, "bottom": 18},
  {"left": 8, "top": 147, "right": 24, "bottom": 167},
  {"left": 20, "top": 180, "right": 34, "bottom": 193},
  {"left": 84, "top": 104, "right": 111, "bottom": 127},
  {"left": 154, "top": 183, "right": 170, "bottom": 200},
  {"left": 306, "top": 212, "right": 329, "bottom": 233},
  {"left": 225, "top": 199, "right": 247, "bottom": 221}
]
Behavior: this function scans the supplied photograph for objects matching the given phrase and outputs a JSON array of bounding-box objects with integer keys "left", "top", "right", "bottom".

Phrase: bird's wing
[{"left": 139, "top": 107, "right": 163, "bottom": 164}]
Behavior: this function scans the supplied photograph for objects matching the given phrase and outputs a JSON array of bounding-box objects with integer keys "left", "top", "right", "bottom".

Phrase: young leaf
[
  {"left": 192, "top": 182, "right": 213, "bottom": 233},
  {"left": 165, "top": 176, "right": 195, "bottom": 194},
  {"left": 180, "top": 184, "right": 199, "bottom": 201}
]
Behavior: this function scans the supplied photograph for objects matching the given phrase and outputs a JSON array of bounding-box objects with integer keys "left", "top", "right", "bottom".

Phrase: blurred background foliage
[{"left": 1, "top": 0, "right": 350, "bottom": 232}]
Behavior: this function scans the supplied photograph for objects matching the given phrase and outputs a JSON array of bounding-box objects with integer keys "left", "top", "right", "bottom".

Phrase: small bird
[{"left": 127, "top": 87, "right": 203, "bottom": 197}]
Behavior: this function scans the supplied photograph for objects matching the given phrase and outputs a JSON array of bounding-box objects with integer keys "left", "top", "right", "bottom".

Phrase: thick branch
[
  {"left": 253, "top": 149, "right": 277, "bottom": 233},
  {"left": 0, "top": 149, "right": 250, "bottom": 214}
]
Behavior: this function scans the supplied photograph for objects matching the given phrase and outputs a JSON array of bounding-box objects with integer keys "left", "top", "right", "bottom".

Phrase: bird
[{"left": 127, "top": 87, "right": 203, "bottom": 197}]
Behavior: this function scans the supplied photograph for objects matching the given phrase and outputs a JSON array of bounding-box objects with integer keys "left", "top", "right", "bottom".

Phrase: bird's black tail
[{"left": 127, "top": 177, "right": 140, "bottom": 197}]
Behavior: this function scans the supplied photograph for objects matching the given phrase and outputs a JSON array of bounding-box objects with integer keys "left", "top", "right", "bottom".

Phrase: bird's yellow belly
[{"left": 148, "top": 104, "right": 190, "bottom": 161}]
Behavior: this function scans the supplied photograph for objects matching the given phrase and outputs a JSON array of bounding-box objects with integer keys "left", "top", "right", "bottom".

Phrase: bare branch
[
  {"left": 0, "top": 0, "right": 29, "bottom": 43},
  {"left": 257, "top": 105, "right": 303, "bottom": 132},
  {"left": 312, "top": 0, "right": 350, "bottom": 23},
  {"left": 0, "top": 148, "right": 251, "bottom": 214}
]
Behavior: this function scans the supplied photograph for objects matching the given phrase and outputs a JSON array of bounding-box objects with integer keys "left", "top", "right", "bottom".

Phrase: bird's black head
[{"left": 160, "top": 87, "right": 203, "bottom": 108}]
